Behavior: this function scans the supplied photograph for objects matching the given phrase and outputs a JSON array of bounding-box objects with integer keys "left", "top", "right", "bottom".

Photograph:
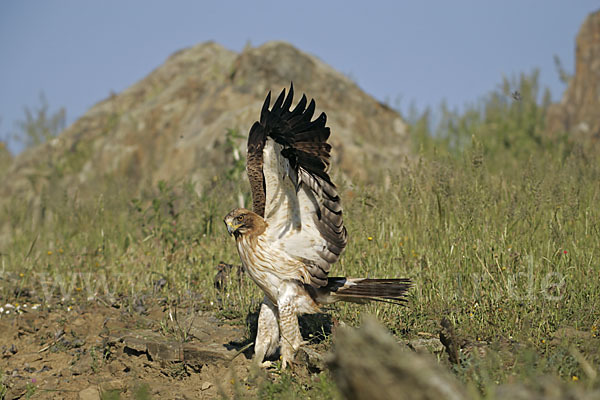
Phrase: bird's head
[{"left": 224, "top": 208, "right": 266, "bottom": 238}]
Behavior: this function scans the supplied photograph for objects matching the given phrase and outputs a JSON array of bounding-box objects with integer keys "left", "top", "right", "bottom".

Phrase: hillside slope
[
  {"left": 546, "top": 9, "right": 600, "bottom": 139},
  {"left": 1, "top": 41, "right": 409, "bottom": 241}
]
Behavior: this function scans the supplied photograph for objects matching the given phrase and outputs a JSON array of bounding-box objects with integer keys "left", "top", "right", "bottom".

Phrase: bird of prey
[{"left": 224, "top": 84, "right": 411, "bottom": 368}]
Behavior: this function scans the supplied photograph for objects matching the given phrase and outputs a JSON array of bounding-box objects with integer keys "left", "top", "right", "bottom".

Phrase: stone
[
  {"left": 79, "top": 386, "right": 100, "bottom": 400},
  {"left": 113, "top": 330, "right": 237, "bottom": 364},
  {"left": 295, "top": 347, "right": 325, "bottom": 372},
  {"left": 405, "top": 337, "right": 445, "bottom": 354},
  {"left": 328, "top": 316, "right": 473, "bottom": 400},
  {"left": 546, "top": 10, "right": 600, "bottom": 140},
  {"left": 99, "top": 379, "right": 125, "bottom": 392}
]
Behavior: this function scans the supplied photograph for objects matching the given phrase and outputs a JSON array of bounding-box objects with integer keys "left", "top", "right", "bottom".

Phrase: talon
[{"left": 282, "top": 356, "right": 301, "bottom": 371}]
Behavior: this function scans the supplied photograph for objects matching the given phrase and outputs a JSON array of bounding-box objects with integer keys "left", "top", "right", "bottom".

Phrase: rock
[
  {"left": 108, "top": 360, "right": 130, "bottom": 374},
  {"left": 328, "top": 316, "right": 473, "bottom": 400},
  {"left": 546, "top": 10, "right": 600, "bottom": 140},
  {"left": 0, "top": 141, "right": 11, "bottom": 179},
  {"left": 113, "top": 330, "right": 237, "bottom": 364},
  {"left": 0, "top": 41, "right": 410, "bottom": 243},
  {"left": 406, "top": 337, "right": 445, "bottom": 354},
  {"left": 295, "top": 347, "right": 325, "bottom": 372},
  {"left": 180, "top": 342, "right": 237, "bottom": 364},
  {"left": 70, "top": 354, "right": 93, "bottom": 376},
  {"left": 79, "top": 386, "right": 100, "bottom": 400},
  {"left": 201, "top": 381, "right": 212, "bottom": 390},
  {"left": 99, "top": 379, "right": 125, "bottom": 393},
  {"left": 1, "top": 343, "right": 18, "bottom": 357}
]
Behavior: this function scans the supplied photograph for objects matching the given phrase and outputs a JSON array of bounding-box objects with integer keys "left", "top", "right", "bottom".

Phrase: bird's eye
[{"left": 235, "top": 215, "right": 244, "bottom": 222}]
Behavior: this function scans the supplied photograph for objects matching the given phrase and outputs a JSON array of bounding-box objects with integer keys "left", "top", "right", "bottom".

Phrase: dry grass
[{"left": 1, "top": 72, "right": 599, "bottom": 398}]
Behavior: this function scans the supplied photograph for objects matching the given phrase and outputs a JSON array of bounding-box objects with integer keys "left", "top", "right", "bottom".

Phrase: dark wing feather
[
  {"left": 325, "top": 278, "right": 412, "bottom": 305},
  {"left": 247, "top": 122, "right": 267, "bottom": 217},
  {"left": 246, "top": 84, "right": 347, "bottom": 287}
]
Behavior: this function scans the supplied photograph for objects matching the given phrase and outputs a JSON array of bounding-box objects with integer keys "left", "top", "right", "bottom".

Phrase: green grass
[
  {"left": 256, "top": 371, "right": 339, "bottom": 400},
  {"left": 1, "top": 72, "right": 599, "bottom": 396}
]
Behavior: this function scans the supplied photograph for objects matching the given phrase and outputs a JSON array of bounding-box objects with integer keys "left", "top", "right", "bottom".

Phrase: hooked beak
[{"left": 225, "top": 220, "right": 238, "bottom": 236}]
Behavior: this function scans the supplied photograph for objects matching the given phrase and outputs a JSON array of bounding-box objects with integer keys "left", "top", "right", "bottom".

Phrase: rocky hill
[
  {"left": 0, "top": 41, "right": 409, "bottom": 241},
  {"left": 0, "top": 141, "right": 12, "bottom": 177},
  {"left": 546, "top": 9, "right": 600, "bottom": 139}
]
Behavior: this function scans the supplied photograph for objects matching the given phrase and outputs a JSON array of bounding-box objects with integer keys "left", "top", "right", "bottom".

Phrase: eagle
[{"left": 224, "top": 84, "right": 411, "bottom": 368}]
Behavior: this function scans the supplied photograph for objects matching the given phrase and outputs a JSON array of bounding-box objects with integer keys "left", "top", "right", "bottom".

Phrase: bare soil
[{"left": 0, "top": 293, "right": 330, "bottom": 399}]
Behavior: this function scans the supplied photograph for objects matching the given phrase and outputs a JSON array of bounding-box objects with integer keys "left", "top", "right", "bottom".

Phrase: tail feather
[{"left": 321, "top": 277, "right": 412, "bottom": 305}]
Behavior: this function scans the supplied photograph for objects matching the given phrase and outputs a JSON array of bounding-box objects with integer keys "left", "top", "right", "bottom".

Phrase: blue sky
[{"left": 1, "top": 1, "right": 598, "bottom": 154}]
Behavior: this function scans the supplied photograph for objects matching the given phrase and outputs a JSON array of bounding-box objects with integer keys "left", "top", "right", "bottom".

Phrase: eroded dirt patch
[{"left": 0, "top": 296, "right": 327, "bottom": 399}]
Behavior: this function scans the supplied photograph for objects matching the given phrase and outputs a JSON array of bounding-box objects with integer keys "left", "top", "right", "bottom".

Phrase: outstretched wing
[{"left": 246, "top": 84, "right": 347, "bottom": 287}]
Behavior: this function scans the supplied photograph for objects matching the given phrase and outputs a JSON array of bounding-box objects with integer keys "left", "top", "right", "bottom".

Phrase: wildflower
[
  {"left": 541, "top": 339, "right": 546, "bottom": 344},
  {"left": 563, "top": 250, "right": 568, "bottom": 255},
  {"left": 19, "top": 273, "right": 24, "bottom": 277},
  {"left": 31, "top": 378, "right": 37, "bottom": 384},
  {"left": 368, "top": 236, "right": 373, "bottom": 241},
  {"left": 59, "top": 249, "right": 64, "bottom": 254},
  {"left": 76, "top": 287, "right": 82, "bottom": 292},
  {"left": 47, "top": 251, "right": 53, "bottom": 256},
  {"left": 399, "top": 242, "right": 403, "bottom": 246},
  {"left": 572, "top": 376, "right": 579, "bottom": 381}
]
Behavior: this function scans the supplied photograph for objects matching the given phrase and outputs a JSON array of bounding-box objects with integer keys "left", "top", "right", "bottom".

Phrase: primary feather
[
  {"left": 246, "top": 83, "right": 347, "bottom": 287},
  {"left": 224, "top": 84, "right": 411, "bottom": 368}
]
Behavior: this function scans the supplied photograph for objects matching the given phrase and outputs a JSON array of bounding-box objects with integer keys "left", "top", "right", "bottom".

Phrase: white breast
[{"left": 236, "top": 234, "right": 310, "bottom": 304}]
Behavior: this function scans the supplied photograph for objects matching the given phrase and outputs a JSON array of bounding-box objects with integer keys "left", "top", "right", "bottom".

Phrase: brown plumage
[
  {"left": 245, "top": 84, "right": 347, "bottom": 281},
  {"left": 224, "top": 84, "right": 412, "bottom": 368}
]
